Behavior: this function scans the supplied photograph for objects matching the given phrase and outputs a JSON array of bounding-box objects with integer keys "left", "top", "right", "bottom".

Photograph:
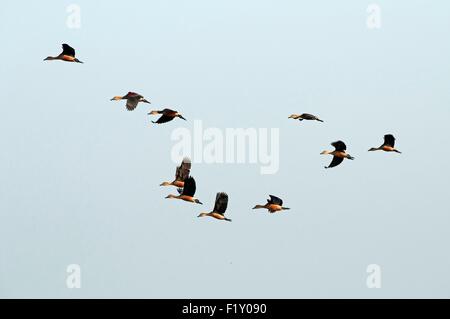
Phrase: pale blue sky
[{"left": 0, "top": 0, "right": 449, "bottom": 298}]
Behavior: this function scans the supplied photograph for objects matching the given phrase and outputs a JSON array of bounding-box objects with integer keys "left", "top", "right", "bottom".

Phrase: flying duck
[
  {"left": 44, "top": 44, "right": 83, "bottom": 63},
  {"left": 149, "top": 109, "right": 186, "bottom": 124},
  {"left": 165, "top": 176, "right": 202, "bottom": 204},
  {"left": 110, "top": 92, "right": 150, "bottom": 111},
  {"left": 321, "top": 140, "right": 354, "bottom": 169},
  {"left": 198, "top": 192, "right": 231, "bottom": 222},
  {"left": 253, "top": 195, "right": 290, "bottom": 213},
  {"left": 369, "top": 134, "right": 402, "bottom": 153},
  {"left": 289, "top": 113, "right": 324, "bottom": 122}
]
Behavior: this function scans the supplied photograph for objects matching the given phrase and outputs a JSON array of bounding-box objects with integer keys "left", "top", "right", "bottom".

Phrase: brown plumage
[
  {"left": 198, "top": 192, "right": 231, "bottom": 222},
  {"left": 253, "top": 195, "right": 290, "bottom": 213},
  {"left": 148, "top": 109, "right": 186, "bottom": 124},
  {"left": 321, "top": 140, "right": 354, "bottom": 169},
  {"left": 165, "top": 176, "right": 202, "bottom": 204},
  {"left": 160, "top": 157, "right": 192, "bottom": 188},
  {"left": 44, "top": 44, "right": 83, "bottom": 63},
  {"left": 110, "top": 92, "right": 150, "bottom": 111},
  {"left": 289, "top": 113, "right": 324, "bottom": 122},
  {"left": 369, "top": 134, "right": 402, "bottom": 153}
]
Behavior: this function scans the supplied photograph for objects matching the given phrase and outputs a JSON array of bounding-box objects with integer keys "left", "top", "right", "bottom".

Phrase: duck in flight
[
  {"left": 110, "top": 92, "right": 150, "bottom": 111},
  {"left": 149, "top": 109, "right": 186, "bottom": 124},
  {"left": 321, "top": 140, "right": 354, "bottom": 169},
  {"left": 253, "top": 195, "right": 290, "bottom": 213},
  {"left": 44, "top": 44, "right": 83, "bottom": 63},
  {"left": 165, "top": 176, "right": 202, "bottom": 204},
  {"left": 369, "top": 134, "right": 402, "bottom": 153},
  {"left": 198, "top": 192, "right": 231, "bottom": 222},
  {"left": 160, "top": 157, "right": 191, "bottom": 188},
  {"left": 289, "top": 113, "right": 323, "bottom": 123}
]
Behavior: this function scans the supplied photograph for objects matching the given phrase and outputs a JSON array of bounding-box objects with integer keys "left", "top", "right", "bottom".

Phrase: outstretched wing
[
  {"left": 332, "top": 140, "right": 347, "bottom": 151},
  {"left": 175, "top": 157, "right": 191, "bottom": 181},
  {"left": 181, "top": 177, "right": 196, "bottom": 197},
  {"left": 300, "top": 113, "right": 316, "bottom": 120},
  {"left": 62, "top": 44, "right": 76, "bottom": 57},
  {"left": 153, "top": 114, "right": 174, "bottom": 124},
  {"left": 268, "top": 195, "right": 283, "bottom": 206},
  {"left": 383, "top": 134, "right": 396, "bottom": 147},
  {"left": 326, "top": 156, "right": 344, "bottom": 169},
  {"left": 126, "top": 97, "right": 139, "bottom": 111},
  {"left": 162, "top": 109, "right": 177, "bottom": 115},
  {"left": 213, "top": 192, "right": 228, "bottom": 215}
]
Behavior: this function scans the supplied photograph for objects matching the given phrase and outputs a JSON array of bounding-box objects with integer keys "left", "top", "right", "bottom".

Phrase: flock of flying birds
[{"left": 44, "top": 44, "right": 403, "bottom": 222}]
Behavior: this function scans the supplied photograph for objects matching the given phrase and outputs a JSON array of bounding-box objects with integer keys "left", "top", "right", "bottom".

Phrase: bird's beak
[
  {"left": 142, "top": 99, "right": 151, "bottom": 104},
  {"left": 179, "top": 115, "right": 187, "bottom": 121}
]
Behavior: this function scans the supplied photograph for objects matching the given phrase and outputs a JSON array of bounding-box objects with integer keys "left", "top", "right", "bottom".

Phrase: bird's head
[
  {"left": 148, "top": 110, "right": 160, "bottom": 115},
  {"left": 197, "top": 213, "right": 209, "bottom": 218},
  {"left": 177, "top": 114, "right": 187, "bottom": 121},
  {"left": 43, "top": 56, "right": 54, "bottom": 61},
  {"left": 140, "top": 98, "right": 151, "bottom": 104},
  {"left": 195, "top": 199, "right": 203, "bottom": 205},
  {"left": 288, "top": 114, "right": 299, "bottom": 119},
  {"left": 160, "top": 182, "right": 171, "bottom": 187},
  {"left": 110, "top": 96, "right": 123, "bottom": 101}
]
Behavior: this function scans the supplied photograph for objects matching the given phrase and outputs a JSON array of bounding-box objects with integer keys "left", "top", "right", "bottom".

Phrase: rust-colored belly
[
  {"left": 180, "top": 195, "right": 194, "bottom": 202},
  {"left": 173, "top": 181, "right": 184, "bottom": 188},
  {"left": 334, "top": 151, "right": 347, "bottom": 158},
  {"left": 210, "top": 213, "right": 224, "bottom": 220},
  {"left": 62, "top": 55, "right": 75, "bottom": 61},
  {"left": 268, "top": 204, "right": 282, "bottom": 213}
]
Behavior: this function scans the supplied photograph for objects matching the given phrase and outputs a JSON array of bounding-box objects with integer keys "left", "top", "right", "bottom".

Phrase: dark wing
[
  {"left": 153, "top": 114, "right": 174, "bottom": 124},
  {"left": 162, "top": 108, "right": 177, "bottom": 114},
  {"left": 175, "top": 157, "right": 191, "bottom": 181},
  {"left": 124, "top": 92, "right": 140, "bottom": 98},
  {"left": 126, "top": 97, "right": 139, "bottom": 111},
  {"left": 326, "top": 156, "right": 344, "bottom": 169},
  {"left": 213, "top": 192, "right": 228, "bottom": 215},
  {"left": 331, "top": 140, "right": 347, "bottom": 151},
  {"left": 268, "top": 195, "right": 283, "bottom": 206},
  {"left": 62, "top": 44, "right": 76, "bottom": 57},
  {"left": 181, "top": 177, "right": 196, "bottom": 197},
  {"left": 383, "top": 134, "right": 396, "bottom": 147},
  {"left": 300, "top": 113, "right": 316, "bottom": 120}
]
